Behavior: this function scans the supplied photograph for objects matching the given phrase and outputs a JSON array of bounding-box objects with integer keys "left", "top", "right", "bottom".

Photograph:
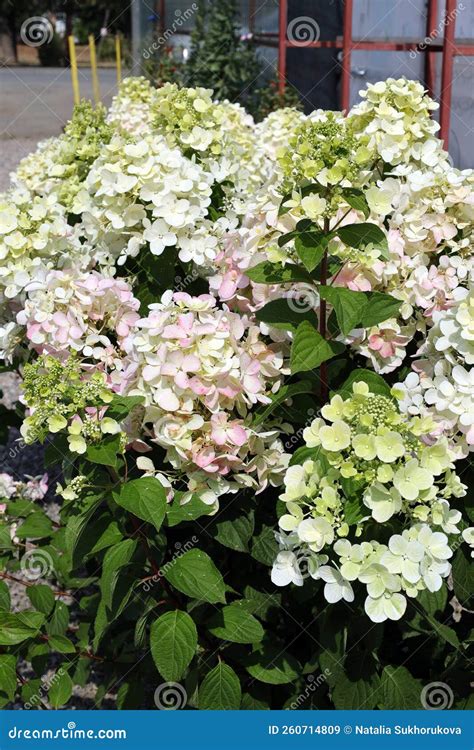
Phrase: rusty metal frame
[{"left": 251, "top": 0, "right": 474, "bottom": 150}]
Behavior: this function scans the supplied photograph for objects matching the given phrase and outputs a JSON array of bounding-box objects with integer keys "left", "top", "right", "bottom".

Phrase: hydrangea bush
[{"left": 0, "top": 77, "right": 472, "bottom": 711}]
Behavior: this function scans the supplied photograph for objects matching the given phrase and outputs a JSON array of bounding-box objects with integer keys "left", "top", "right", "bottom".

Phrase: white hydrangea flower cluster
[
  {"left": 106, "top": 76, "right": 155, "bottom": 136},
  {"left": 0, "top": 190, "right": 82, "bottom": 302},
  {"left": 395, "top": 286, "right": 474, "bottom": 454},
  {"left": 75, "top": 135, "right": 216, "bottom": 266},
  {"left": 348, "top": 78, "right": 443, "bottom": 167},
  {"left": 119, "top": 291, "right": 289, "bottom": 506},
  {"left": 254, "top": 108, "right": 307, "bottom": 161},
  {"left": 272, "top": 382, "right": 466, "bottom": 622},
  {"left": 151, "top": 82, "right": 270, "bottom": 213}
]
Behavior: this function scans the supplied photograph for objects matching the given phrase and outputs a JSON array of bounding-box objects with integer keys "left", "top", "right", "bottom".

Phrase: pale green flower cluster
[
  {"left": 151, "top": 82, "right": 231, "bottom": 155},
  {"left": 20, "top": 355, "right": 120, "bottom": 451},
  {"left": 12, "top": 101, "right": 112, "bottom": 210},
  {"left": 277, "top": 110, "right": 373, "bottom": 192},
  {"left": 272, "top": 381, "right": 466, "bottom": 622}
]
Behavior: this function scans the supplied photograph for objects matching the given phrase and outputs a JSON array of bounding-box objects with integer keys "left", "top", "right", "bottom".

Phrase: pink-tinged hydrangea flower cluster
[
  {"left": 120, "top": 291, "right": 289, "bottom": 505},
  {"left": 17, "top": 269, "right": 140, "bottom": 364},
  {"left": 208, "top": 80, "right": 473, "bottom": 379}
]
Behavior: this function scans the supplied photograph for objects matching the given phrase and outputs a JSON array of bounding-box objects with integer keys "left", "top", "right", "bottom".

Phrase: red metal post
[
  {"left": 341, "top": 0, "right": 353, "bottom": 111},
  {"left": 249, "top": 0, "right": 255, "bottom": 35},
  {"left": 278, "top": 0, "right": 288, "bottom": 95},
  {"left": 424, "top": 0, "right": 438, "bottom": 98},
  {"left": 440, "top": 0, "right": 457, "bottom": 148}
]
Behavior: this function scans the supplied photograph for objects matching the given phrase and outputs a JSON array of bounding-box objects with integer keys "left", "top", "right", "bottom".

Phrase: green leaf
[
  {"left": 341, "top": 188, "right": 370, "bottom": 219},
  {"left": 65, "top": 492, "right": 106, "bottom": 568},
  {"left": 164, "top": 549, "right": 226, "bottom": 604},
  {"left": 47, "top": 601, "right": 69, "bottom": 636},
  {"left": 167, "top": 494, "right": 214, "bottom": 527},
  {"left": 337, "top": 369, "right": 392, "bottom": 399},
  {"left": 114, "top": 477, "right": 167, "bottom": 533},
  {"left": 360, "top": 291, "right": 402, "bottom": 328},
  {"left": 0, "top": 655, "right": 17, "bottom": 702},
  {"left": 319, "top": 285, "right": 368, "bottom": 335},
  {"left": 452, "top": 547, "right": 473, "bottom": 606},
  {"left": 20, "top": 678, "right": 42, "bottom": 708},
  {"left": 150, "top": 611, "right": 197, "bottom": 682},
  {"left": 255, "top": 298, "right": 318, "bottom": 333},
  {"left": 0, "top": 581, "right": 11, "bottom": 611},
  {"left": 331, "top": 653, "right": 380, "bottom": 709},
  {"left": 245, "top": 647, "right": 301, "bottom": 685},
  {"left": 241, "top": 693, "right": 270, "bottom": 710},
  {"left": 48, "top": 634, "right": 76, "bottom": 654},
  {"left": 242, "top": 587, "right": 281, "bottom": 621},
  {"left": 0, "top": 611, "right": 45, "bottom": 646},
  {"left": 93, "top": 538, "right": 138, "bottom": 648},
  {"left": 423, "top": 614, "right": 460, "bottom": 648},
  {"left": 208, "top": 604, "right": 264, "bottom": 644},
  {"left": 27, "top": 585, "right": 55, "bottom": 616},
  {"left": 343, "top": 495, "right": 366, "bottom": 525},
  {"left": 106, "top": 394, "right": 144, "bottom": 420},
  {"left": 318, "top": 610, "right": 346, "bottom": 687},
  {"left": 250, "top": 524, "right": 279, "bottom": 565},
  {"left": 209, "top": 509, "right": 255, "bottom": 553},
  {"left": 417, "top": 586, "right": 447, "bottom": 617},
  {"left": 246, "top": 262, "right": 310, "bottom": 285},
  {"left": 16, "top": 512, "right": 53, "bottom": 540},
  {"left": 337, "top": 222, "right": 389, "bottom": 260},
  {"left": 199, "top": 663, "right": 241, "bottom": 710},
  {"left": 379, "top": 665, "right": 422, "bottom": 709},
  {"left": 277, "top": 219, "right": 313, "bottom": 245},
  {"left": 294, "top": 231, "right": 327, "bottom": 272},
  {"left": 289, "top": 445, "right": 321, "bottom": 466},
  {"left": 252, "top": 380, "right": 313, "bottom": 426},
  {"left": 86, "top": 434, "right": 122, "bottom": 467},
  {"left": 48, "top": 670, "right": 73, "bottom": 708},
  {"left": 291, "top": 321, "right": 344, "bottom": 374}
]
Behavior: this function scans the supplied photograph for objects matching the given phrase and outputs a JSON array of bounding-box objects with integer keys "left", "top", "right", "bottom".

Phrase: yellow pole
[
  {"left": 88, "top": 34, "right": 101, "bottom": 104},
  {"left": 68, "top": 35, "right": 80, "bottom": 106},
  {"left": 115, "top": 34, "right": 122, "bottom": 86}
]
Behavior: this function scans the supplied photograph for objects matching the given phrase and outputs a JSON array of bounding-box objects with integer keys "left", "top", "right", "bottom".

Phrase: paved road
[{"left": 0, "top": 66, "right": 120, "bottom": 141}]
